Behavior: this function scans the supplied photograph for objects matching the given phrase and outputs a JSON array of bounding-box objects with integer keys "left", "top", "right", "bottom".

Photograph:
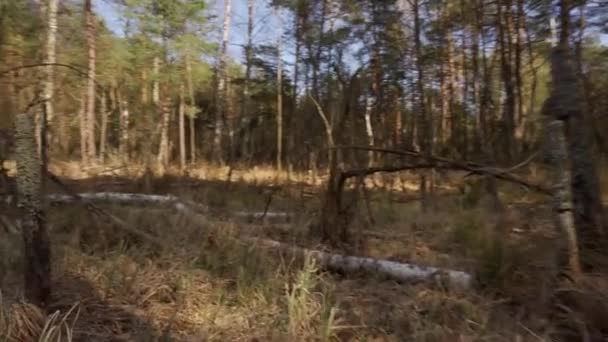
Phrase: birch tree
[
  {"left": 15, "top": 112, "right": 51, "bottom": 306},
  {"left": 43, "top": 0, "right": 58, "bottom": 151},
  {"left": 84, "top": 0, "right": 97, "bottom": 164},
  {"left": 213, "top": 0, "right": 232, "bottom": 164}
]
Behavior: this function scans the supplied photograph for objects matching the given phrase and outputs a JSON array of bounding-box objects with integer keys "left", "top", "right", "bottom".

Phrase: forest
[{"left": 0, "top": 0, "right": 608, "bottom": 340}]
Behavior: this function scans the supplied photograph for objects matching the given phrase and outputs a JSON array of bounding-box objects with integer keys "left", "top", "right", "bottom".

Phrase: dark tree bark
[
  {"left": 497, "top": 0, "right": 516, "bottom": 162},
  {"left": 547, "top": 0, "right": 606, "bottom": 271},
  {"left": 15, "top": 112, "right": 51, "bottom": 306}
]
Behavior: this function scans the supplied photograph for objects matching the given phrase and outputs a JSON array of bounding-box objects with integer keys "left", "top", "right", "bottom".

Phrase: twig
[{"left": 260, "top": 187, "right": 279, "bottom": 222}]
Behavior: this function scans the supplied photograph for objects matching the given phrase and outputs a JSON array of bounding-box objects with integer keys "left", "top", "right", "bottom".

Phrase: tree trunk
[
  {"left": 79, "top": 89, "right": 88, "bottom": 164},
  {"left": 99, "top": 90, "right": 108, "bottom": 163},
  {"left": 290, "top": 13, "right": 302, "bottom": 174},
  {"left": 472, "top": 0, "right": 482, "bottom": 152},
  {"left": 413, "top": 0, "right": 432, "bottom": 210},
  {"left": 185, "top": 54, "right": 196, "bottom": 164},
  {"left": 152, "top": 57, "right": 160, "bottom": 105},
  {"left": 15, "top": 113, "right": 51, "bottom": 306},
  {"left": 364, "top": 95, "right": 375, "bottom": 167},
  {"left": 276, "top": 7, "right": 283, "bottom": 172},
  {"left": 497, "top": 1, "right": 515, "bottom": 162},
  {"left": 214, "top": 0, "right": 232, "bottom": 165},
  {"left": 117, "top": 86, "right": 129, "bottom": 159},
  {"left": 178, "top": 84, "right": 186, "bottom": 170},
  {"left": 157, "top": 95, "right": 171, "bottom": 171},
  {"left": 84, "top": 0, "right": 96, "bottom": 163},
  {"left": 43, "top": 0, "right": 58, "bottom": 153},
  {"left": 239, "top": 0, "right": 254, "bottom": 164},
  {"left": 514, "top": 0, "right": 526, "bottom": 144},
  {"left": 544, "top": 119, "right": 581, "bottom": 278},
  {"left": 440, "top": 20, "right": 456, "bottom": 149},
  {"left": 547, "top": 0, "right": 606, "bottom": 272},
  {"left": 459, "top": 0, "right": 469, "bottom": 157},
  {"left": 254, "top": 237, "right": 472, "bottom": 288}
]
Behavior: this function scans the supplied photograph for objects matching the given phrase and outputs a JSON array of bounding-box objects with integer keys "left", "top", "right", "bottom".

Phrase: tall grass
[{"left": 0, "top": 292, "right": 79, "bottom": 342}]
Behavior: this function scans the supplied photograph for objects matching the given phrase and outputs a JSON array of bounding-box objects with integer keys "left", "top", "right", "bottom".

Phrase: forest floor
[{"left": 1, "top": 161, "right": 608, "bottom": 341}]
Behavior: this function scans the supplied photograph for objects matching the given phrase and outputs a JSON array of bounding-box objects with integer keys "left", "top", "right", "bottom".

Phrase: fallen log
[
  {"left": 45, "top": 180, "right": 167, "bottom": 248},
  {"left": 49, "top": 192, "right": 289, "bottom": 222},
  {"left": 248, "top": 238, "right": 473, "bottom": 289},
  {"left": 233, "top": 211, "right": 292, "bottom": 223},
  {"left": 48, "top": 191, "right": 209, "bottom": 214},
  {"left": 49, "top": 192, "right": 180, "bottom": 206},
  {"left": 47, "top": 190, "right": 473, "bottom": 288}
]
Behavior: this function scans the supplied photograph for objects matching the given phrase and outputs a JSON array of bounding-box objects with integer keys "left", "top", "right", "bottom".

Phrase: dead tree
[
  {"left": 548, "top": 0, "right": 606, "bottom": 271},
  {"left": 15, "top": 112, "right": 51, "bottom": 306}
]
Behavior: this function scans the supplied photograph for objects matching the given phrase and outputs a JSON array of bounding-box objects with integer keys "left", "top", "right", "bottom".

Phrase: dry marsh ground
[{"left": 1, "top": 161, "right": 608, "bottom": 341}]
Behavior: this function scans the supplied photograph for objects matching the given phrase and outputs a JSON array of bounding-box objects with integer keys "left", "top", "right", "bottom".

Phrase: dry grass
[
  {"left": 2, "top": 166, "right": 608, "bottom": 341},
  {"left": 0, "top": 293, "right": 79, "bottom": 342}
]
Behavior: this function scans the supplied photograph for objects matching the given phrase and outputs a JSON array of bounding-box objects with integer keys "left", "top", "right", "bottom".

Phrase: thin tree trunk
[
  {"left": 15, "top": 112, "right": 51, "bottom": 306},
  {"left": 149, "top": 57, "right": 159, "bottom": 172},
  {"left": 179, "top": 84, "right": 186, "bottom": 170},
  {"left": 497, "top": 1, "right": 515, "bottom": 162},
  {"left": 459, "top": 0, "right": 469, "bottom": 156},
  {"left": 514, "top": 0, "right": 525, "bottom": 144},
  {"left": 141, "top": 68, "right": 148, "bottom": 104},
  {"left": 472, "top": 0, "right": 482, "bottom": 152},
  {"left": 185, "top": 54, "right": 196, "bottom": 164},
  {"left": 312, "top": 0, "right": 327, "bottom": 101},
  {"left": 117, "top": 86, "right": 129, "bottom": 159},
  {"left": 152, "top": 57, "right": 160, "bottom": 105},
  {"left": 43, "top": 0, "right": 58, "bottom": 153},
  {"left": 79, "top": 89, "right": 88, "bottom": 164},
  {"left": 480, "top": 4, "right": 491, "bottom": 153},
  {"left": 276, "top": 7, "right": 283, "bottom": 172},
  {"left": 364, "top": 95, "right": 375, "bottom": 167},
  {"left": 445, "top": 32, "right": 455, "bottom": 147},
  {"left": 99, "top": 90, "right": 108, "bottom": 163},
  {"left": 413, "top": 0, "right": 432, "bottom": 210},
  {"left": 290, "top": 14, "right": 302, "bottom": 174},
  {"left": 240, "top": 0, "right": 254, "bottom": 163},
  {"left": 524, "top": 7, "right": 538, "bottom": 144},
  {"left": 84, "top": 0, "right": 97, "bottom": 162},
  {"left": 157, "top": 95, "right": 171, "bottom": 171},
  {"left": 214, "top": 0, "right": 232, "bottom": 164}
]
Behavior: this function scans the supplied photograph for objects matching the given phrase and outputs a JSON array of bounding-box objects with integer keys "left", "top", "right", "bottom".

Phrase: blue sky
[
  {"left": 96, "top": 0, "right": 281, "bottom": 63},
  {"left": 97, "top": 0, "right": 606, "bottom": 65}
]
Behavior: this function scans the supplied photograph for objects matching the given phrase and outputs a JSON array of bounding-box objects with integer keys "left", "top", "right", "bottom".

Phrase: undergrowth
[{"left": 2, "top": 175, "right": 607, "bottom": 341}]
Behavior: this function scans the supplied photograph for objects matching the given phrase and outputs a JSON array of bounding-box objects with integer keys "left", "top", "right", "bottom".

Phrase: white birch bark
[
  {"left": 43, "top": 0, "right": 58, "bottom": 150},
  {"left": 214, "top": 0, "right": 232, "bottom": 164}
]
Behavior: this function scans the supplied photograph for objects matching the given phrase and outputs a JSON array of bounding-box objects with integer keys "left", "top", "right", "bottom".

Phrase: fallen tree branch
[
  {"left": 341, "top": 164, "right": 452, "bottom": 179},
  {"left": 233, "top": 211, "right": 292, "bottom": 222},
  {"left": 47, "top": 174, "right": 166, "bottom": 248},
  {"left": 248, "top": 238, "right": 472, "bottom": 289},
  {"left": 47, "top": 190, "right": 287, "bottom": 223},
  {"left": 45, "top": 187, "right": 472, "bottom": 288},
  {"left": 334, "top": 146, "right": 550, "bottom": 195},
  {"left": 48, "top": 192, "right": 180, "bottom": 205}
]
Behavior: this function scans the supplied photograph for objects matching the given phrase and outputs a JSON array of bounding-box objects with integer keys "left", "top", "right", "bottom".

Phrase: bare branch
[
  {"left": 309, "top": 95, "right": 335, "bottom": 148},
  {"left": 334, "top": 145, "right": 551, "bottom": 195}
]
